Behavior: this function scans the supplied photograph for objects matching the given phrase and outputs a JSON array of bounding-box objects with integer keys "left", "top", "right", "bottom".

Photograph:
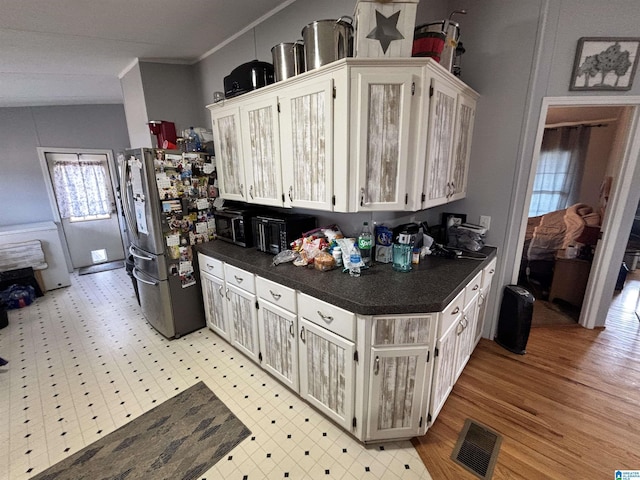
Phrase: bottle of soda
[{"left": 358, "top": 221, "right": 373, "bottom": 267}]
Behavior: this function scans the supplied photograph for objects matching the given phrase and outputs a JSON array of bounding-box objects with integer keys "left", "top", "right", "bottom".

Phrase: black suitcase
[{"left": 495, "top": 285, "right": 535, "bottom": 354}]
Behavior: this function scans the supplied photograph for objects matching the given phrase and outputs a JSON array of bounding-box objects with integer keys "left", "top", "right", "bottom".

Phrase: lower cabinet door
[
  {"left": 429, "top": 319, "right": 458, "bottom": 426},
  {"left": 227, "top": 283, "right": 260, "bottom": 363},
  {"left": 258, "top": 300, "right": 299, "bottom": 392},
  {"left": 366, "top": 347, "right": 429, "bottom": 441},
  {"left": 298, "top": 318, "right": 355, "bottom": 431},
  {"left": 454, "top": 296, "right": 478, "bottom": 382},
  {"left": 201, "top": 270, "right": 229, "bottom": 342}
]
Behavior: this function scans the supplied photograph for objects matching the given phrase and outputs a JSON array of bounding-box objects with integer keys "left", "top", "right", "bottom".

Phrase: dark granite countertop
[{"left": 195, "top": 241, "right": 497, "bottom": 315}]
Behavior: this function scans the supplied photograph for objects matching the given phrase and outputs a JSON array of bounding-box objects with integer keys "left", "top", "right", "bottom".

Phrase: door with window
[{"left": 45, "top": 151, "right": 125, "bottom": 269}]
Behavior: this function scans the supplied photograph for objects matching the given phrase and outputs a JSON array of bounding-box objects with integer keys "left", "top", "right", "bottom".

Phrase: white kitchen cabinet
[
  {"left": 454, "top": 295, "right": 478, "bottom": 382},
  {"left": 420, "top": 66, "right": 478, "bottom": 209},
  {"left": 449, "top": 92, "right": 476, "bottom": 203},
  {"left": 365, "top": 314, "right": 434, "bottom": 441},
  {"left": 297, "top": 293, "right": 356, "bottom": 431},
  {"left": 257, "top": 276, "right": 299, "bottom": 392},
  {"left": 279, "top": 75, "right": 336, "bottom": 211},
  {"left": 349, "top": 68, "right": 422, "bottom": 211},
  {"left": 428, "top": 317, "right": 458, "bottom": 426},
  {"left": 210, "top": 105, "right": 247, "bottom": 202},
  {"left": 198, "top": 253, "right": 230, "bottom": 342},
  {"left": 475, "top": 257, "right": 497, "bottom": 347},
  {"left": 298, "top": 317, "right": 355, "bottom": 431},
  {"left": 224, "top": 264, "right": 260, "bottom": 364},
  {"left": 207, "top": 58, "right": 477, "bottom": 213},
  {"left": 239, "top": 95, "right": 284, "bottom": 207}
]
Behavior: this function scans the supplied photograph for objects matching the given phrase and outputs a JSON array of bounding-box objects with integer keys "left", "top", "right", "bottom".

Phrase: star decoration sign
[{"left": 366, "top": 10, "right": 405, "bottom": 54}]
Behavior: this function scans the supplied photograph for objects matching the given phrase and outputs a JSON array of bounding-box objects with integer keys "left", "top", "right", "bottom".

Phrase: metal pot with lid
[
  {"left": 302, "top": 16, "right": 354, "bottom": 71},
  {"left": 271, "top": 41, "right": 306, "bottom": 82}
]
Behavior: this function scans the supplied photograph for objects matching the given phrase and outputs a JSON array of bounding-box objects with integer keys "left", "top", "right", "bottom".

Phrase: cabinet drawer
[
  {"left": 372, "top": 314, "right": 433, "bottom": 346},
  {"left": 198, "top": 253, "right": 224, "bottom": 279},
  {"left": 439, "top": 289, "right": 464, "bottom": 337},
  {"left": 224, "top": 263, "right": 255, "bottom": 293},
  {"left": 297, "top": 292, "right": 355, "bottom": 341},
  {"left": 464, "top": 271, "right": 483, "bottom": 307},
  {"left": 482, "top": 258, "right": 497, "bottom": 290},
  {"left": 256, "top": 276, "right": 297, "bottom": 313}
]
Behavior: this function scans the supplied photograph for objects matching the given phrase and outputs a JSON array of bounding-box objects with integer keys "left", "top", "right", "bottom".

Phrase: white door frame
[
  {"left": 517, "top": 96, "right": 640, "bottom": 329},
  {"left": 37, "top": 147, "right": 124, "bottom": 270}
]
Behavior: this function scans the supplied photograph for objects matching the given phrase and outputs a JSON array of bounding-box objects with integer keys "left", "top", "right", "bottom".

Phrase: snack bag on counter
[{"left": 375, "top": 224, "right": 393, "bottom": 263}]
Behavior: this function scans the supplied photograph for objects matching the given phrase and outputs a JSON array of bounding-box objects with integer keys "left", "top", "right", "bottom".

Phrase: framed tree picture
[{"left": 570, "top": 37, "right": 640, "bottom": 91}]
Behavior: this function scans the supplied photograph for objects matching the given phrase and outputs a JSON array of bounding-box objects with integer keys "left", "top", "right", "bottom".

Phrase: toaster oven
[{"left": 252, "top": 214, "right": 317, "bottom": 254}]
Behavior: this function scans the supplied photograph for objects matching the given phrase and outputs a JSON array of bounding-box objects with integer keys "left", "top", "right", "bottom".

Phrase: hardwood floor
[{"left": 413, "top": 272, "right": 640, "bottom": 479}]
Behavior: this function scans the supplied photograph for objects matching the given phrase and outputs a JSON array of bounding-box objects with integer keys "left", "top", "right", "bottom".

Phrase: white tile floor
[{"left": 0, "top": 268, "right": 433, "bottom": 480}]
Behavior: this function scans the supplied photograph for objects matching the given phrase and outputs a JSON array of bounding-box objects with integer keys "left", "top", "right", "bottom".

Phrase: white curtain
[
  {"left": 52, "top": 157, "right": 112, "bottom": 219},
  {"left": 528, "top": 126, "right": 591, "bottom": 217}
]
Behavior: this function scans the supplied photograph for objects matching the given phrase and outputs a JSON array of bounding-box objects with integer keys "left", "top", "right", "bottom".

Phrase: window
[{"left": 49, "top": 154, "right": 114, "bottom": 222}]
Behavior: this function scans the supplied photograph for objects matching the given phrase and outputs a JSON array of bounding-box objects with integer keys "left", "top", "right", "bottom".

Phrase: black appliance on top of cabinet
[
  {"left": 495, "top": 285, "right": 535, "bottom": 355},
  {"left": 224, "top": 61, "right": 275, "bottom": 99},
  {"left": 253, "top": 214, "right": 317, "bottom": 254}
]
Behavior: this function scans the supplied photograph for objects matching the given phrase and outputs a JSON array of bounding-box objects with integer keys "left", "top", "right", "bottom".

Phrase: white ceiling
[{"left": 0, "top": 0, "right": 295, "bottom": 107}]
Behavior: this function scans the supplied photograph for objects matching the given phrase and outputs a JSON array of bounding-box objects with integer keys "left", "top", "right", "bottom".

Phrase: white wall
[
  {"left": 121, "top": 63, "right": 152, "bottom": 148},
  {"left": 0, "top": 104, "right": 130, "bottom": 226}
]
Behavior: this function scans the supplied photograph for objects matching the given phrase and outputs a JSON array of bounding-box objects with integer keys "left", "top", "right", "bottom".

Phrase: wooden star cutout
[{"left": 366, "top": 10, "right": 405, "bottom": 54}]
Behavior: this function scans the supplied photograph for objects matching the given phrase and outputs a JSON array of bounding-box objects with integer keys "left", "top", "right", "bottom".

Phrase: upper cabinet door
[
  {"left": 210, "top": 105, "right": 247, "bottom": 202},
  {"left": 422, "top": 78, "right": 458, "bottom": 209},
  {"left": 240, "top": 95, "right": 284, "bottom": 207},
  {"left": 449, "top": 93, "right": 476, "bottom": 202},
  {"left": 279, "top": 76, "right": 334, "bottom": 210},
  {"left": 351, "top": 69, "right": 418, "bottom": 211}
]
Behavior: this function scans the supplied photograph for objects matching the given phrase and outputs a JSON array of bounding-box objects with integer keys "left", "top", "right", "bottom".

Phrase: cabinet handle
[
  {"left": 479, "top": 292, "right": 485, "bottom": 305},
  {"left": 473, "top": 284, "right": 479, "bottom": 291},
  {"left": 360, "top": 187, "right": 365, "bottom": 207},
  {"left": 374, "top": 356, "right": 380, "bottom": 375},
  {"left": 249, "top": 184, "right": 254, "bottom": 199},
  {"left": 489, "top": 269, "right": 495, "bottom": 274},
  {"left": 457, "top": 320, "right": 465, "bottom": 336},
  {"left": 300, "top": 325, "right": 306, "bottom": 342},
  {"left": 225, "top": 287, "right": 230, "bottom": 300},
  {"left": 290, "top": 321, "right": 294, "bottom": 337},
  {"left": 240, "top": 184, "right": 244, "bottom": 197},
  {"left": 288, "top": 185, "right": 294, "bottom": 202},
  {"left": 450, "top": 181, "right": 456, "bottom": 196},
  {"left": 269, "top": 290, "right": 281, "bottom": 301},
  {"left": 317, "top": 311, "right": 334, "bottom": 323},
  {"left": 234, "top": 275, "right": 244, "bottom": 283},
  {"left": 207, "top": 264, "right": 215, "bottom": 270},
  {"left": 218, "top": 285, "right": 224, "bottom": 297},
  {"left": 451, "top": 306, "right": 460, "bottom": 315}
]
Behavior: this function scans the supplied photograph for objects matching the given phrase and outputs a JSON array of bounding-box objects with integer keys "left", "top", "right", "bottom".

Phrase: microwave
[
  {"left": 214, "top": 209, "right": 255, "bottom": 247},
  {"left": 252, "top": 214, "right": 317, "bottom": 254}
]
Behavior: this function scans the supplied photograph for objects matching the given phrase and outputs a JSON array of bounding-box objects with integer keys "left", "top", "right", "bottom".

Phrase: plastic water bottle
[
  {"left": 349, "top": 242, "right": 361, "bottom": 277},
  {"left": 358, "top": 221, "right": 373, "bottom": 267}
]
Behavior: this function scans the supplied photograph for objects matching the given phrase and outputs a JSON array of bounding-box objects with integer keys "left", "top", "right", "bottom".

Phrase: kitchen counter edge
[{"left": 195, "top": 242, "right": 497, "bottom": 316}]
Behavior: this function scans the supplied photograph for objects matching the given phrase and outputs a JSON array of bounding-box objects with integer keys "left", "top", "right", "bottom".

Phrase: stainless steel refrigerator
[{"left": 119, "top": 148, "right": 217, "bottom": 338}]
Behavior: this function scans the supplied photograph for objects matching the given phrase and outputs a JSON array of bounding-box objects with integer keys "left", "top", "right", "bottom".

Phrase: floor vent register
[{"left": 451, "top": 418, "right": 502, "bottom": 479}]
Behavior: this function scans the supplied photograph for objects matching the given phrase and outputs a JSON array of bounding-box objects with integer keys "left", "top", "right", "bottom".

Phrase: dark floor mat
[
  {"left": 78, "top": 260, "right": 125, "bottom": 275},
  {"left": 451, "top": 418, "right": 502, "bottom": 479}
]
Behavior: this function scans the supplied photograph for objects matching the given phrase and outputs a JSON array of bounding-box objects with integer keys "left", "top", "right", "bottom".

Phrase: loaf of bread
[{"left": 314, "top": 251, "right": 336, "bottom": 271}]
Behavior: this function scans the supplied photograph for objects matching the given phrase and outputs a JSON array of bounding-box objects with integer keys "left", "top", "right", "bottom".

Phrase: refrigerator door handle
[
  {"left": 118, "top": 154, "right": 139, "bottom": 243},
  {"left": 132, "top": 267, "right": 158, "bottom": 286},
  {"left": 129, "top": 245, "right": 154, "bottom": 261}
]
